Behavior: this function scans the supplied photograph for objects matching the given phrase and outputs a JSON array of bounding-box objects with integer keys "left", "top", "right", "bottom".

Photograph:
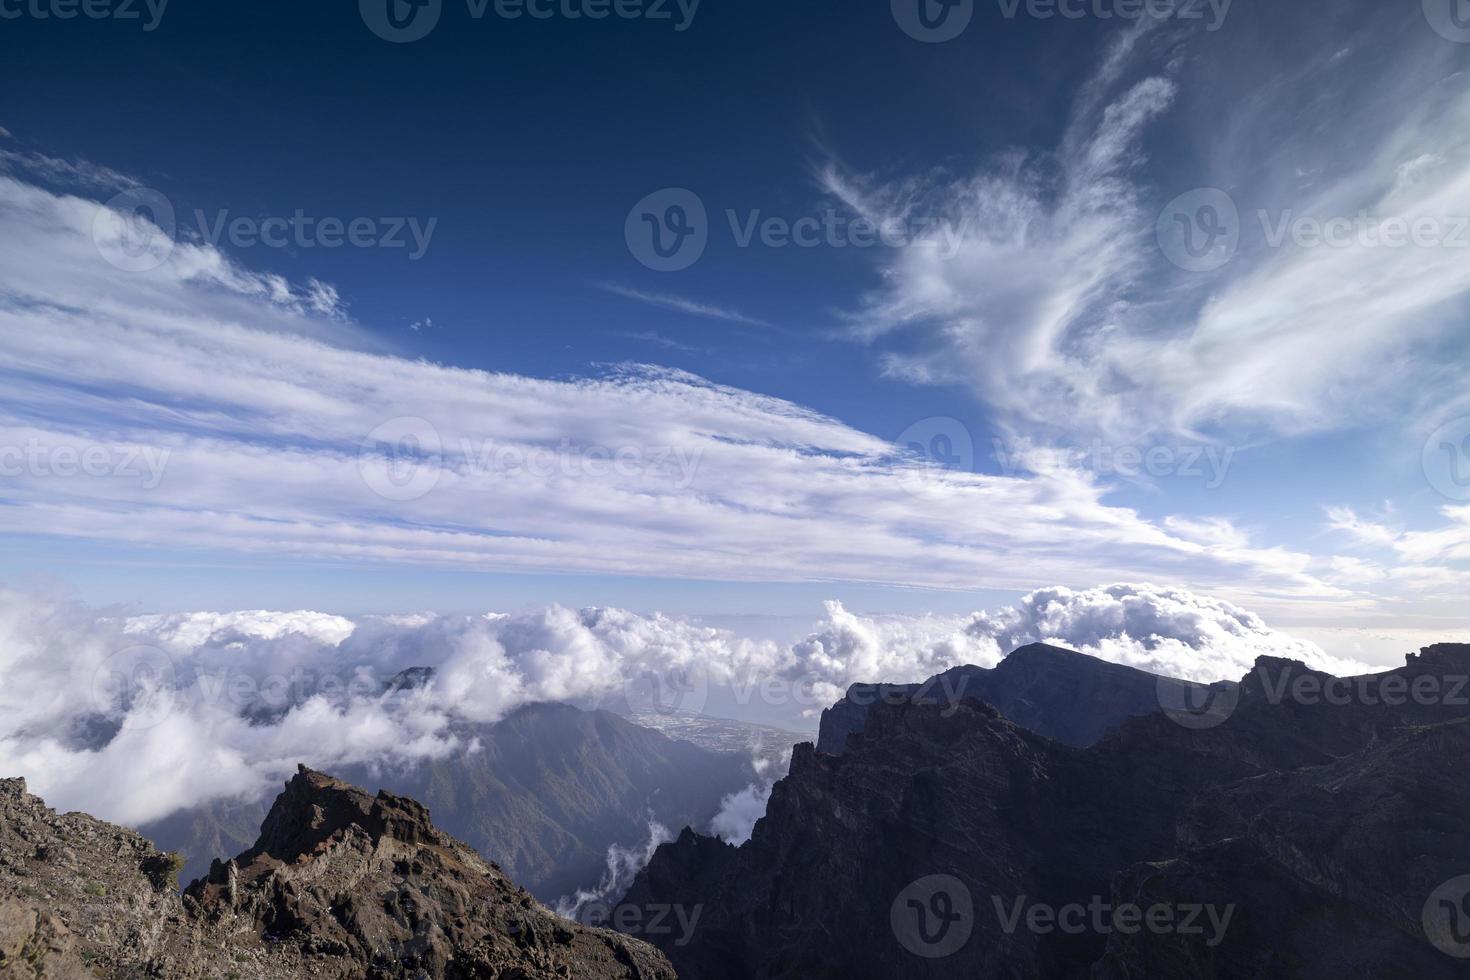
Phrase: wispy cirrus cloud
[
  {"left": 824, "top": 17, "right": 1470, "bottom": 446},
  {"left": 0, "top": 162, "right": 1358, "bottom": 610},
  {"left": 0, "top": 146, "right": 142, "bottom": 194},
  {"left": 597, "top": 281, "right": 775, "bottom": 328}
]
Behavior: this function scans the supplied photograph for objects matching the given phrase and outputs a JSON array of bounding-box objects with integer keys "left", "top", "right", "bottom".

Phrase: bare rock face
[
  {"left": 0, "top": 776, "right": 201, "bottom": 978},
  {"left": 627, "top": 644, "right": 1470, "bottom": 978},
  {"left": 0, "top": 770, "right": 677, "bottom": 980},
  {"left": 186, "top": 766, "right": 678, "bottom": 979},
  {"left": 0, "top": 898, "right": 90, "bottom": 980}
]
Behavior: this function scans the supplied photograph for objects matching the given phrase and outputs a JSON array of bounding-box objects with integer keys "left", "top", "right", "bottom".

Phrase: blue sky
[{"left": 2, "top": 0, "right": 1470, "bottom": 656}]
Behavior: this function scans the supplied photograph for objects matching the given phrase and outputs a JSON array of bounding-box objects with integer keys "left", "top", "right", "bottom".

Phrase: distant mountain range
[
  {"left": 624, "top": 643, "right": 1470, "bottom": 978},
  {"left": 142, "top": 699, "right": 763, "bottom": 902},
  {"left": 816, "top": 641, "right": 1189, "bottom": 753}
]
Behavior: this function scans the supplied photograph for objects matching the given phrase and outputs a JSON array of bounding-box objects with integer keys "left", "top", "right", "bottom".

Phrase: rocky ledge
[{"left": 0, "top": 768, "right": 676, "bottom": 980}]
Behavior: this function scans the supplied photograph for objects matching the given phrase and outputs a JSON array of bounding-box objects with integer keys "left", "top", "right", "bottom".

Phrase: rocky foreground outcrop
[
  {"left": 0, "top": 767, "right": 676, "bottom": 980},
  {"left": 625, "top": 644, "right": 1470, "bottom": 978}
]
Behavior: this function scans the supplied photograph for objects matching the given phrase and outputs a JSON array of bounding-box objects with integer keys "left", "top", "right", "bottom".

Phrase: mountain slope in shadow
[
  {"left": 816, "top": 642, "right": 1191, "bottom": 754},
  {"left": 626, "top": 643, "right": 1470, "bottom": 979}
]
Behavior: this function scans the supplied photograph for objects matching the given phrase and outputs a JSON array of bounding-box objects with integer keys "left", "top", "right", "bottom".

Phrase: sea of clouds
[{"left": 0, "top": 582, "right": 1374, "bottom": 830}]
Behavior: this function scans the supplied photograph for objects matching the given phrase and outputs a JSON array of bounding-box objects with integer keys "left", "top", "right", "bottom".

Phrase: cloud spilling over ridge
[
  {"left": 0, "top": 584, "right": 1373, "bottom": 830},
  {"left": 708, "top": 749, "right": 791, "bottom": 846},
  {"left": 961, "top": 583, "right": 1375, "bottom": 682},
  {"left": 555, "top": 819, "right": 673, "bottom": 923}
]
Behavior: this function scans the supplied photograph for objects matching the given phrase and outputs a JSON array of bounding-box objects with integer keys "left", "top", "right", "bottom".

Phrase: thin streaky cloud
[
  {"left": 0, "top": 147, "right": 141, "bottom": 194},
  {"left": 597, "top": 281, "right": 776, "bottom": 328},
  {"left": 611, "top": 330, "right": 704, "bottom": 353}
]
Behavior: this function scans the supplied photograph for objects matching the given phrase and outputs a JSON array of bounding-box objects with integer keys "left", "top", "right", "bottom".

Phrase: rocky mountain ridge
[
  {"left": 0, "top": 767, "right": 677, "bottom": 979},
  {"left": 815, "top": 642, "right": 1191, "bottom": 753},
  {"left": 625, "top": 643, "right": 1470, "bottom": 978}
]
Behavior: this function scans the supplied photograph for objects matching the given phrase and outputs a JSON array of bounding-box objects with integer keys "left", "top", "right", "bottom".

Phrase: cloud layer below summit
[{"left": 0, "top": 583, "right": 1369, "bottom": 827}]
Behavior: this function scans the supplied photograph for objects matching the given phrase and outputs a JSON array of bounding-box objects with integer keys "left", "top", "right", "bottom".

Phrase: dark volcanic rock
[
  {"left": 0, "top": 769, "right": 677, "bottom": 980},
  {"left": 628, "top": 644, "right": 1470, "bottom": 978},
  {"left": 815, "top": 642, "right": 1188, "bottom": 754}
]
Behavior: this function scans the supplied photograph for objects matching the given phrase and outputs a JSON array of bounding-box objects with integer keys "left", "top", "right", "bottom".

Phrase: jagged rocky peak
[
  {"left": 1409, "top": 642, "right": 1470, "bottom": 666},
  {"left": 0, "top": 768, "right": 677, "bottom": 980},
  {"left": 187, "top": 765, "right": 444, "bottom": 900}
]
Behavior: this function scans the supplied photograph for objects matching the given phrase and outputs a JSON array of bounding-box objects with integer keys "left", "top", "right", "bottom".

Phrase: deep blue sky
[
  {"left": 2, "top": 0, "right": 1468, "bottom": 637},
  {"left": 1, "top": 0, "right": 1093, "bottom": 428}
]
